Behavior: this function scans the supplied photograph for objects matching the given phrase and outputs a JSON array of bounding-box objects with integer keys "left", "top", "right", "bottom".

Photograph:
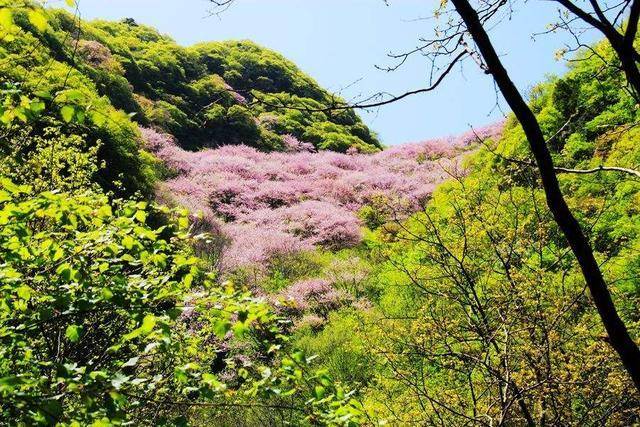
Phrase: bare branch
[
  {"left": 555, "top": 165, "right": 640, "bottom": 177},
  {"left": 248, "top": 51, "right": 468, "bottom": 113}
]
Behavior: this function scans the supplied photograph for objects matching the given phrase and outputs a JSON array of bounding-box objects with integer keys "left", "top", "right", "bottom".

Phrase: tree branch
[
  {"left": 555, "top": 165, "right": 640, "bottom": 177},
  {"left": 248, "top": 50, "right": 468, "bottom": 113},
  {"left": 552, "top": 0, "right": 612, "bottom": 35},
  {"left": 625, "top": 0, "right": 640, "bottom": 45}
]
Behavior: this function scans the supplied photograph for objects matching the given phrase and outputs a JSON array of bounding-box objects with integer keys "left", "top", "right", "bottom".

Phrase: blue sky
[{"left": 64, "top": 0, "right": 596, "bottom": 145}]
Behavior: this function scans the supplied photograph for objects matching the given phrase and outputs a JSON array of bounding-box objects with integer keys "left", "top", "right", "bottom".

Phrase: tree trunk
[
  {"left": 449, "top": 0, "right": 640, "bottom": 392},
  {"left": 611, "top": 39, "right": 640, "bottom": 102}
]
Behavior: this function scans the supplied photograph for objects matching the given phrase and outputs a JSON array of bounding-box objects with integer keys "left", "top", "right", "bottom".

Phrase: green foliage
[
  {"left": 0, "top": 5, "right": 158, "bottom": 197},
  {"left": 318, "top": 37, "right": 640, "bottom": 424},
  {"left": 0, "top": 178, "right": 365, "bottom": 425},
  {"left": 0, "top": 178, "right": 196, "bottom": 423},
  {"left": 45, "top": 11, "right": 381, "bottom": 152},
  {"left": 295, "top": 309, "right": 376, "bottom": 386},
  {"left": 0, "top": 126, "right": 101, "bottom": 193}
]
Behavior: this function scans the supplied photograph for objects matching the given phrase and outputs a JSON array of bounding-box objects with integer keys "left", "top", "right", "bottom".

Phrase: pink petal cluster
[
  {"left": 141, "top": 122, "right": 503, "bottom": 272},
  {"left": 282, "top": 134, "right": 316, "bottom": 153},
  {"left": 279, "top": 279, "right": 348, "bottom": 317}
]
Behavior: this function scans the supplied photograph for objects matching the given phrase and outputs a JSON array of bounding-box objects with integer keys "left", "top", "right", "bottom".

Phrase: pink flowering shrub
[
  {"left": 283, "top": 134, "right": 316, "bottom": 153},
  {"left": 243, "top": 201, "right": 361, "bottom": 249},
  {"left": 220, "top": 223, "right": 313, "bottom": 271},
  {"left": 141, "top": 122, "right": 503, "bottom": 272},
  {"left": 279, "top": 279, "right": 348, "bottom": 318},
  {"left": 293, "top": 314, "right": 326, "bottom": 332}
]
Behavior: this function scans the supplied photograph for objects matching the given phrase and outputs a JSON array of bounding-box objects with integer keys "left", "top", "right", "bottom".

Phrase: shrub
[
  {"left": 0, "top": 179, "right": 203, "bottom": 423},
  {"left": 279, "top": 279, "right": 349, "bottom": 318},
  {"left": 0, "top": 126, "right": 101, "bottom": 193}
]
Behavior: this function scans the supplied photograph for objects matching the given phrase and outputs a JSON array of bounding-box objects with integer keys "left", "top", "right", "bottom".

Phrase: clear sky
[{"left": 62, "top": 0, "right": 596, "bottom": 145}]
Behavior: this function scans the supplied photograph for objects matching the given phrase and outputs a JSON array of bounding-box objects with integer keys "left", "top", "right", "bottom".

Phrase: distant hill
[{"left": 47, "top": 11, "right": 381, "bottom": 152}]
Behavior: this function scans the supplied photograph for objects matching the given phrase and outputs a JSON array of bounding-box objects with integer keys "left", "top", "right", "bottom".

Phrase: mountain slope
[
  {"left": 52, "top": 11, "right": 381, "bottom": 152},
  {"left": 0, "top": 7, "right": 381, "bottom": 198}
]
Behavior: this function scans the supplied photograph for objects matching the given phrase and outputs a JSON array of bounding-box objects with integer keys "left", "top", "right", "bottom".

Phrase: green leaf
[
  {"left": 60, "top": 105, "right": 75, "bottom": 123},
  {"left": 63, "top": 89, "right": 84, "bottom": 101},
  {"left": 124, "top": 314, "right": 156, "bottom": 341},
  {"left": 56, "top": 263, "right": 72, "bottom": 281},
  {"left": 122, "top": 235, "right": 136, "bottom": 250},
  {"left": 65, "top": 325, "right": 81, "bottom": 343},
  {"left": 41, "top": 399, "right": 63, "bottom": 419},
  {"left": 33, "top": 90, "right": 52, "bottom": 99},
  {"left": 182, "top": 273, "right": 193, "bottom": 288},
  {"left": 16, "top": 286, "right": 32, "bottom": 300},
  {"left": 91, "top": 111, "right": 106, "bottom": 126},
  {"left": 30, "top": 100, "right": 45, "bottom": 114},
  {"left": 52, "top": 247, "right": 64, "bottom": 262},
  {"left": 134, "top": 210, "right": 146, "bottom": 223},
  {"left": 92, "top": 417, "right": 113, "bottom": 427},
  {"left": 314, "top": 385, "right": 326, "bottom": 399},
  {"left": 232, "top": 321, "right": 249, "bottom": 338},
  {"left": 0, "top": 178, "right": 25, "bottom": 194},
  {"left": 89, "top": 371, "right": 108, "bottom": 381},
  {"left": 0, "top": 8, "right": 13, "bottom": 30},
  {"left": 101, "top": 287, "right": 114, "bottom": 300},
  {"left": 291, "top": 350, "right": 306, "bottom": 364},
  {"left": 27, "top": 10, "right": 48, "bottom": 32},
  {"left": 140, "top": 314, "right": 156, "bottom": 334},
  {"left": 213, "top": 319, "right": 231, "bottom": 338}
]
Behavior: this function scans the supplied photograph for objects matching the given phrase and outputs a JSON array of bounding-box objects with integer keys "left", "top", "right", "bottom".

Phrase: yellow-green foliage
[
  {"left": 0, "top": 5, "right": 158, "bottom": 197},
  {"left": 51, "top": 11, "right": 381, "bottom": 152},
  {"left": 293, "top": 37, "right": 640, "bottom": 425}
]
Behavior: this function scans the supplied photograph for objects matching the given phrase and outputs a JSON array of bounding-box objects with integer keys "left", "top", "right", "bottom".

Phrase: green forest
[{"left": 2, "top": 0, "right": 640, "bottom": 425}]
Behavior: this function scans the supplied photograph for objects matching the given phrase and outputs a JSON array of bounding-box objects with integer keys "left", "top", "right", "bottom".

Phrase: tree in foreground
[
  {"left": 0, "top": 178, "right": 364, "bottom": 425},
  {"left": 443, "top": 0, "right": 640, "bottom": 392}
]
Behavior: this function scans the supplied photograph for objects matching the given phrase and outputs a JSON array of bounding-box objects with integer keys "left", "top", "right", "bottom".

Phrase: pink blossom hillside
[{"left": 141, "top": 123, "right": 503, "bottom": 271}]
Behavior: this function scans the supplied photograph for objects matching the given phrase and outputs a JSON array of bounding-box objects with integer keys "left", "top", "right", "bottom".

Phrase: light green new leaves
[
  {"left": 65, "top": 325, "right": 81, "bottom": 342},
  {"left": 0, "top": 3, "right": 48, "bottom": 43},
  {"left": 60, "top": 105, "right": 75, "bottom": 123},
  {"left": 27, "top": 9, "right": 47, "bottom": 31},
  {"left": 123, "top": 314, "right": 157, "bottom": 341}
]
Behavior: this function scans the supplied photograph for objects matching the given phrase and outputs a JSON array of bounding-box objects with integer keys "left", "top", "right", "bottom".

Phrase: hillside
[
  {"left": 77, "top": 18, "right": 381, "bottom": 152},
  {"left": 0, "top": 7, "right": 380, "bottom": 197},
  {"left": 143, "top": 124, "right": 502, "bottom": 276}
]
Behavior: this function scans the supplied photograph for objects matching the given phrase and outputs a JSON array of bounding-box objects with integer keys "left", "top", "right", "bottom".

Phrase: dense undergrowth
[{"left": 2, "top": 1, "right": 640, "bottom": 425}]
